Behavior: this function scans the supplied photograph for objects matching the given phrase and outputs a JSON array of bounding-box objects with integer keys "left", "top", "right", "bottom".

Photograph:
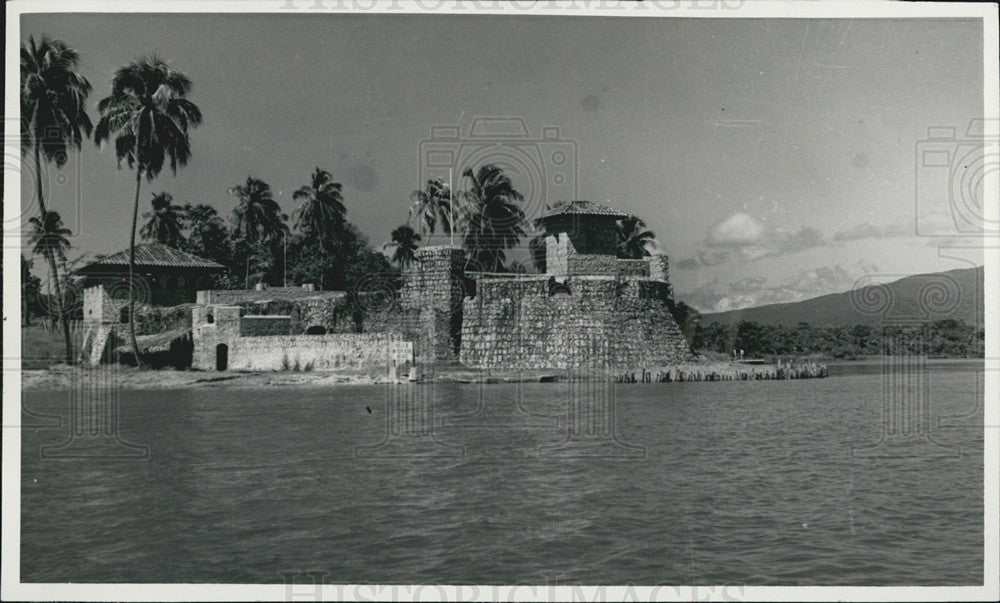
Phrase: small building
[
  {"left": 75, "top": 243, "right": 226, "bottom": 307},
  {"left": 538, "top": 199, "right": 627, "bottom": 258}
]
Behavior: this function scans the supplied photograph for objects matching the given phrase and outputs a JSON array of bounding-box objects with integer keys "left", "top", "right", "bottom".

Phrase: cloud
[
  {"left": 676, "top": 212, "right": 918, "bottom": 270},
  {"left": 679, "top": 261, "right": 879, "bottom": 313},
  {"left": 832, "top": 215, "right": 913, "bottom": 241},
  {"left": 707, "top": 212, "right": 766, "bottom": 247},
  {"left": 678, "top": 212, "right": 825, "bottom": 268}
]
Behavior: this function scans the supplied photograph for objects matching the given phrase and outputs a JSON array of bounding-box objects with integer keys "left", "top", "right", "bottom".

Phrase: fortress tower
[
  {"left": 459, "top": 200, "right": 693, "bottom": 369},
  {"left": 541, "top": 200, "right": 626, "bottom": 276},
  {"left": 398, "top": 246, "right": 467, "bottom": 363}
]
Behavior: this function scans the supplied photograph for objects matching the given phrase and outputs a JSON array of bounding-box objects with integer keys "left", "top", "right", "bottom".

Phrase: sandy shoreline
[
  {"left": 18, "top": 366, "right": 571, "bottom": 391},
  {"left": 18, "top": 360, "right": 832, "bottom": 391}
]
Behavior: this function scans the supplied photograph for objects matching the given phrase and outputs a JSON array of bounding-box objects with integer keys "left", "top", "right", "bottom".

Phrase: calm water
[{"left": 21, "top": 360, "right": 984, "bottom": 585}]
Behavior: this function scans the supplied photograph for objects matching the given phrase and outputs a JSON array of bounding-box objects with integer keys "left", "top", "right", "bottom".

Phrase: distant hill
[{"left": 698, "top": 266, "right": 984, "bottom": 328}]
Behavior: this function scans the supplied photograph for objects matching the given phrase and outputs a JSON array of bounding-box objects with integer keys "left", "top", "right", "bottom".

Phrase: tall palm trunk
[
  {"left": 128, "top": 170, "right": 143, "bottom": 366},
  {"left": 34, "top": 143, "right": 74, "bottom": 365}
]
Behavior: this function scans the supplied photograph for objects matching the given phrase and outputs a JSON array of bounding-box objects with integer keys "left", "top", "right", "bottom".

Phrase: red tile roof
[
  {"left": 76, "top": 243, "right": 225, "bottom": 273},
  {"left": 539, "top": 200, "right": 629, "bottom": 220}
]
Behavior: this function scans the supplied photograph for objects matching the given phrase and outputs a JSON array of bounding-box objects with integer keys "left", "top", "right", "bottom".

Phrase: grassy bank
[{"left": 21, "top": 324, "right": 84, "bottom": 370}]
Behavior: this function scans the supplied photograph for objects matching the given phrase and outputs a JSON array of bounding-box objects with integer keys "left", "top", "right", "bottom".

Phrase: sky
[{"left": 17, "top": 13, "right": 986, "bottom": 313}]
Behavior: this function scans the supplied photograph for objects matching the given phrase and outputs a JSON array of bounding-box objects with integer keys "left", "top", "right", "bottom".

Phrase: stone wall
[
  {"left": 224, "top": 334, "right": 410, "bottom": 372},
  {"left": 192, "top": 305, "right": 241, "bottom": 370},
  {"left": 617, "top": 259, "right": 650, "bottom": 277},
  {"left": 82, "top": 285, "right": 195, "bottom": 365},
  {"left": 238, "top": 296, "right": 354, "bottom": 334},
  {"left": 363, "top": 306, "right": 460, "bottom": 364},
  {"left": 396, "top": 246, "right": 466, "bottom": 363},
  {"left": 192, "top": 303, "right": 411, "bottom": 371},
  {"left": 459, "top": 275, "right": 692, "bottom": 369},
  {"left": 544, "top": 235, "right": 651, "bottom": 277},
  {"left": 239, "top": 315, "right": 292, "bottom": 336},
  {"left": 196, "top": 287, "right": 340, "bottom": 305},
  {"left": 400, "top": 246, "right": 466, "bottom": 313},
  {"left": 545, "top": 234, "right": 571, "bottom": 276},
  {"left": 648, "top": 254, "right": 670, "bottom": 287}
]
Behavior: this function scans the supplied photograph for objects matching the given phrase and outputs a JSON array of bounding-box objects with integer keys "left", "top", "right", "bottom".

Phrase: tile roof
[
  {"left": 76, "top": 243, "right": 225, "bottom": 273},
  {"left": 539, "top": 200, "right": 629, "bottom": 220}
]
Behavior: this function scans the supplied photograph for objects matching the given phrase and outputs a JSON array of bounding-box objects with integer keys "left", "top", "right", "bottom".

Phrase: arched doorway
[
  {"left": 215, "top": 344, "right": 228, "bottom": 371},
  {"left": 306, "top": 325, "right": 327, "bottom": 335}
]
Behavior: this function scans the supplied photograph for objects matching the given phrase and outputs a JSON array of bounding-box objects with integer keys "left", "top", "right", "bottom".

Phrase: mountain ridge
[{"left": 696, "top": 266, "right": 984, "bottom": 328}]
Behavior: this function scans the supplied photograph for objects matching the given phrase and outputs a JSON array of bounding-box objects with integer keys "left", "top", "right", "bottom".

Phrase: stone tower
[
  {"left": 540, "top": 200, "right": 629, "bottom": 277},
  {"left": 399, "top": 246, "right": 467, "bottom": 363}
]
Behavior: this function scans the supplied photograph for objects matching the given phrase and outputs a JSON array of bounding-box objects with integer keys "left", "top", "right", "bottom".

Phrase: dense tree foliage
[
  {"left": 690, "top": 317, "right": 984, "bottom": 359},
  {"left": 140, "top": 192, "right": 186, "bottom": 246},
  {"left": 617, "top": 215, "right": 656, "bottom": 259},
  {"left": 459, "top": 164, "right": 526, "bottom": 272}
]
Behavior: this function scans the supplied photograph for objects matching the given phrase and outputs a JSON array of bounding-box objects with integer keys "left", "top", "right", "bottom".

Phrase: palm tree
[
  {"left": 459, "top": 164, "right": 526, "bottom": 272},
  {"left": 183, "top": 203, "right": 228, "bottom": 263},
  {"left": 94, "top": 57, "right": 202, "bottom": 365},
  {"left": 140, "top": 192, "right": 186, "bottom": 246},
  {"left": 617, "top": 215, "right": 656, "bottom": 259},
  {"left": 21, "top": 36, "right": 93, "bottom": 364},
  {"left": 229, "top": 176, "right": 288, "bottom": 286},
  {"left": 409, "top": 178, "right": 453, "bottom": 239},
  {"left": 28, "top": 211, "right": 73, "bottom": 337},
  {"left": 293, "top": 167, "right": 345, "bottom": 251},
  {"left": 383, "top": 224, "right": 421, "bottom": 269}
]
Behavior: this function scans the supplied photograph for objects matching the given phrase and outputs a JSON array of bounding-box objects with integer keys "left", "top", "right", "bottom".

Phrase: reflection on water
[{"left": 21, "top": 362, "right": 984, "bottom": 585}]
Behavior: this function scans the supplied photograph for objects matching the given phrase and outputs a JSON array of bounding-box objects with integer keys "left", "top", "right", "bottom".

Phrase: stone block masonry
[
  {"left": 396, "top": 246, "right": 467, "bottom": 363},
  {"left": 222, "top": 333, "right": 410, "bottom": 372},
  {"left": 192, "top": 303, "right": 412, "bottom": 371},
  {"left": 239, "top": 315, "right": 292, "bottom": 336},
  {"left": 459, "top": 275, "right": 692, "bottom": 370}
]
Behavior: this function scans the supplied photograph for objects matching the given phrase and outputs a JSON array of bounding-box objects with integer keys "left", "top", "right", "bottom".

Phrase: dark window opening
[
  {"left": 119, "top": 307, "right": 130, "bottom": 324},
  {"left": 206, "top": 311, "right": 214, "bottom": 324},
  {"left": 306, "top": 325, "right": 327, "bottom": 335}
]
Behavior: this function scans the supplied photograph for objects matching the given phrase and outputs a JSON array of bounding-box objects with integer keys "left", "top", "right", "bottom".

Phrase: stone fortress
[{"left": 82, "top": 201, "right": 695, "bottom": 374}]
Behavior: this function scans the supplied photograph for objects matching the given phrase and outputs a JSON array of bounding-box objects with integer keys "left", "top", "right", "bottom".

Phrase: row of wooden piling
[{"left": 614, "top": 362, "right": 828, "bottom": 383}]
